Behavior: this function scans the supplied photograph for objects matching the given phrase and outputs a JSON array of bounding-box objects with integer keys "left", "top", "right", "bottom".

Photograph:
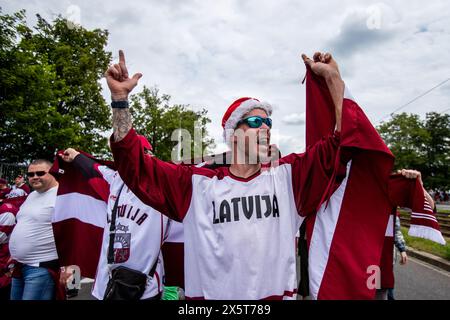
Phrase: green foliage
[
  {"left": 130, "top": 86, "right": 215, "bottom": 162},
  {"left": 0, "top": 9, "right": 112, "bottom": 163},
  {"left": 424, "top": 112, "right": 450, "bottom": 189},
  {"left": 378, "top": 112, "right": 450, "bottom": 190}
]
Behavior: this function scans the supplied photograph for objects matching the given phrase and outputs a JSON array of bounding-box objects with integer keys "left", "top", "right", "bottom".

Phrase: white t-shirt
[{"left": 9, "top": 186, "right": 59, "bottom": 266}]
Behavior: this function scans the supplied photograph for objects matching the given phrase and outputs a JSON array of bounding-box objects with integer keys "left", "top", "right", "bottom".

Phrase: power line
[{"left": 378, "top": 77, "right": 450, "bottom": 123}]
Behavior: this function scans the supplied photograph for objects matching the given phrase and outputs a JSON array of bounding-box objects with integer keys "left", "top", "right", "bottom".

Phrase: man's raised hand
[
  {"left": 301, "top": 52, "right": 341, "bottom": 80},
  {"left": 105, "top": 50, "right": 143, "bottom": 101},
  {"left": 59, "top": 148, "right": 80, "bottom": 163},
  {"left": 398, "top": 169, "right": 423, "bottom": 186},
  {"left": 302, "top": 51, "right": 344, "bottom": 132}
]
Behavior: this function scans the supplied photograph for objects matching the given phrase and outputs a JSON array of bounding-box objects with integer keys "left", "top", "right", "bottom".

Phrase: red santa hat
[{"left": 221, "top": 97, "right": 273, "bottom": 144}]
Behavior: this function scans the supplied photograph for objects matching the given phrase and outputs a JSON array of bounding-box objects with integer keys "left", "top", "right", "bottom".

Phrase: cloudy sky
[{"left": 2, "top": 0, "right": 450, "bottom": 154}]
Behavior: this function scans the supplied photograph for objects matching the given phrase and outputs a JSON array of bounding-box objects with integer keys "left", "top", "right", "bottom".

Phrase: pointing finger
[
  {"left": 119, "top": 50, "right": 126, "bottom": 65},
  {"left": 118, "top": 50, "right": 129, "bottom": 79}
]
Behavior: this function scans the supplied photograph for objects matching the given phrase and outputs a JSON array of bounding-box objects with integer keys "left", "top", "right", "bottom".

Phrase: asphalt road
[
  {"left": 71, "top": 256, "right": 450, "bottom": 300},
  {"left": 393, "top": 256, "right": 450, "bottom": 300}
]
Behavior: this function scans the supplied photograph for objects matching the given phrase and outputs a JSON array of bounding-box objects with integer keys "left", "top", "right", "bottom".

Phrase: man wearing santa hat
[{"left": 105, "top": 50, "right": 346, "bottom": 299}]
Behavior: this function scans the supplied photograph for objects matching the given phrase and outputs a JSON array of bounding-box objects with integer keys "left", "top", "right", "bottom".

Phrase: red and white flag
[
  {"left": 304, "top": 68, "right": 445, "bottom": 299},
  {"left": 50, "top": 152, "right": 110, "bottom": 278},
  {"left": 304, "top": 69, "right": 395, "bottom": 299},
  {"left": 389, "top": 174, "right": 445, "bottom": 245}
]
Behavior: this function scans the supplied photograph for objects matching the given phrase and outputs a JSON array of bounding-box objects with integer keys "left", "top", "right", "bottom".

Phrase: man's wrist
[
  {"left": 111, "top": 94, "right": 129, "bottom": 102},
  {"left": 111, "top": 100, "right": 129, "bottom": 109}
]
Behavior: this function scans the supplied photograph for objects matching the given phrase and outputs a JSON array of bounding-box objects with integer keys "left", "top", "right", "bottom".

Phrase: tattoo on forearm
[{"left": 113, "top": 108, "right": 132, "bottom": 142}]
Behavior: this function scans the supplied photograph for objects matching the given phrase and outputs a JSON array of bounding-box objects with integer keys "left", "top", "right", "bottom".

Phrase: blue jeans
[{"left": 10, "top": 265, "right": 55, "bottom": 300}]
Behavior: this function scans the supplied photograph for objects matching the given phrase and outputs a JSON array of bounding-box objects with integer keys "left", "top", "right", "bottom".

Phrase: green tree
[
  {"left": 423, "top": 112, "right": 450, "bottom": 189},
  {"left": 130, "top": 86, "right": 215, "bottom": 161},
  {"left": 0, "top": 9, "right": 111, "bottom": 163},
  {"left": 377, "top": 112, "right": 450, "bottom": 190},
  {"left": 378, "top": 113, "right": 429, "bottom": 171}
]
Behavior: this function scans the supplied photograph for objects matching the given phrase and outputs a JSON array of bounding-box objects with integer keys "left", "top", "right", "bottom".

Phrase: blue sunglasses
[{"left": 237, "top": 116, "right": 272, "bottom": 129}]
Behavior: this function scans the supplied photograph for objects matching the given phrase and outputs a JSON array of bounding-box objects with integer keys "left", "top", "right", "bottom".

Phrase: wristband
[{"left": 111, "top": 100, "right": 129, "bottom": 109}]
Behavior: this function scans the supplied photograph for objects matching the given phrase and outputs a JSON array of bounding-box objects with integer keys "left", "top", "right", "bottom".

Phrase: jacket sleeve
[
  {"left": 72, "top": 153, "right": 116, "bottom": 185},
  {"left": 393, "top": 215, "right": 406, "bottom": 252},
  {"left": 110, "top": 129, "right": 193, "bottom": 222},
  {"left": 280, "top": 132, "right": 343, "bottom": 216}
]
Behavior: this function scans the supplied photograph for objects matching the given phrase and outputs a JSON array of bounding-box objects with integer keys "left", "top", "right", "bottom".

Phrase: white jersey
[
  {"left": 112, "top": 128, "right": 340, "bottom": 299},
  {"left": 6, "top": 185, "right": 28, "bottom": 198},
  {"left": 9, "top": 187, "right": 59, "bottom": 265},
  {"left": 183, "top": 169, "right": 303, "bottom": 299},
  {"left": 72, "top": 155, "right": 170, "bottom": 300}
]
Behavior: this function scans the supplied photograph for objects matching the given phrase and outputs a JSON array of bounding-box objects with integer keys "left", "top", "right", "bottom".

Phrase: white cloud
[{"left": 282, "top": 113, "right": 305, "bottom": 125}]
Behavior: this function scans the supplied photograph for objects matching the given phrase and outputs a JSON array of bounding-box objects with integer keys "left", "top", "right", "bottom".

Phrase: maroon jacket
[
  {"left": 0, "top": 203, "right": 18, "bottom": 288},
  {"left": 0, "top": 188, "right": 11, "bottom": 200}
]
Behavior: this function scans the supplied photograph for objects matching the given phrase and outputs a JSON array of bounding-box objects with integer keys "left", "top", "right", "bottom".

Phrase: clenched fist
[
  {"left": 301, "top": 52, "right": 341, "bottom": 80},
  {"left": 105, "top": 50, "right": 143, "bottom": 101},
  {"left": 398, "top": 169, "right": 423, "bottom": 186},
  {"left": 59, "top": 148, "right": 80, "bottom": 162}
]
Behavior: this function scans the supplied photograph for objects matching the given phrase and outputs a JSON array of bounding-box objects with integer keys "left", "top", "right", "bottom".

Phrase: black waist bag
[
  {"left": 103, "top": 266, "right": 147, "bottom": 300},
  {"left": 103, "top": 184, "right": 151, "bottom": 301}
]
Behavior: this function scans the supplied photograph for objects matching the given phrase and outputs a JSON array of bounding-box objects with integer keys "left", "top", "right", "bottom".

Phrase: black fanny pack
[{"left": 103, "top": 266, "right": 148, "bottom": 300}]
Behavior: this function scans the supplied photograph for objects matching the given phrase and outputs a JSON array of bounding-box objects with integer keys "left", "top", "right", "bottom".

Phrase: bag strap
[
  {"left": 298, "top": 220, "right": 310, "bottom": 297},
  {"left": 107, "top": 182, "right": 158, "bottom": 279},
  {"left": 107, "top": 183, "right": 126, "bottom": 265},
  {"left": 148, "top": 259, "right": 158, "bottom": 278}
]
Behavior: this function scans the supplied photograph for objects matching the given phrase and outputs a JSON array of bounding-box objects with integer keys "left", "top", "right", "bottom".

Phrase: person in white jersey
[
  {"left": 106, "top": 50, "right": 352, "bottom": 299},
  {"left": 9, "top": 159, "right": 60, "bottom": 300},
  {"left": 59, "top": 140, "right": 179, "bottom": 300}
]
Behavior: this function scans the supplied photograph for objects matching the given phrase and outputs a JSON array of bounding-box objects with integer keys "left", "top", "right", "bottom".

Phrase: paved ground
[
  {"left": 71, "top": 256, "right": 450, "bottom": 300},
  {"left": 70, "top": 278, "right": 94, "bottom": 300},
  {"left": 394, "top": 256, "right": 450, "bottom": 300}
]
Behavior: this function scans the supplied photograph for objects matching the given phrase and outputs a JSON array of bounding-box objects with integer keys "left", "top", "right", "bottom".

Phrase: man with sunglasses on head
[
  {"left": 8, "top": 159, "right": 61, "bottom": 300},
  {"left": 106, "top": 50, "right": 346, "bottom": 299}
]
